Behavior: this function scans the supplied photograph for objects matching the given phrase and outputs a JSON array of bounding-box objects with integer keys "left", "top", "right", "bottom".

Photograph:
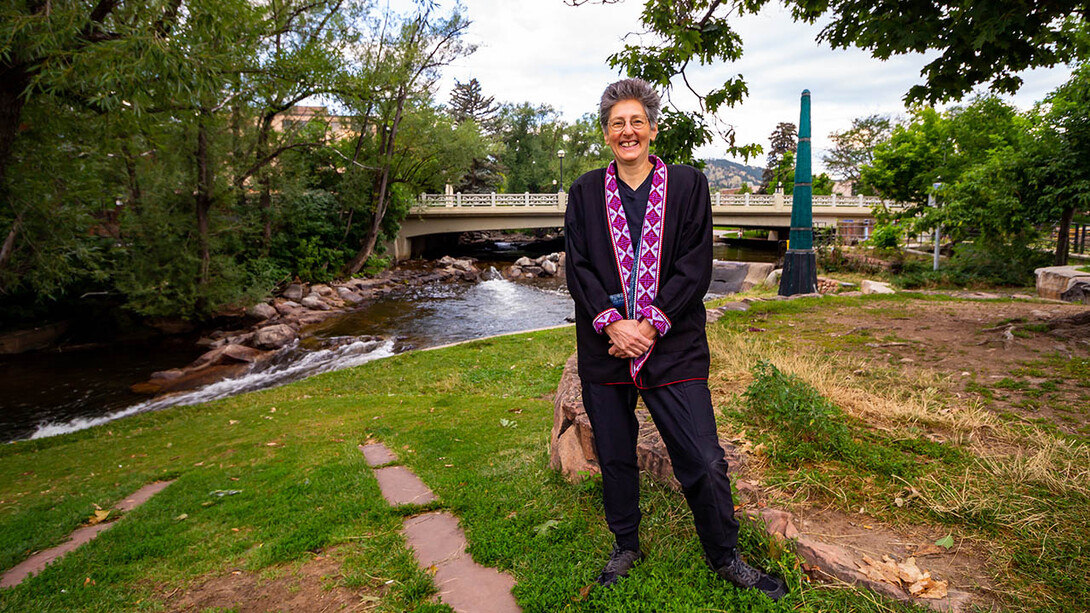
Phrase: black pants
[{"left": 582, "top": 380, "right": 740, "bottom": 566}]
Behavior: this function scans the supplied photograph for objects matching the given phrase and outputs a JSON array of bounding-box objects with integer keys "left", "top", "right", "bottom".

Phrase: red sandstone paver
[
  {"left": 359, "top": 442, "right": 397, "bottom": 466},
  {"left": 403, "top": 512, "right": 520, "bottom": 613},
  {"left": 373, "top": 466, "right": 437, "bottom": 506},
  {"left": 0, "top": 480, "right": 175, "bottom": 589}
]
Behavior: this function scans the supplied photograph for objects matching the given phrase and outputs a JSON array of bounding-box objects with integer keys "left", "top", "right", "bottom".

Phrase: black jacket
[{"left": 565, "top": 164, "right": 712, "bottom": 388}]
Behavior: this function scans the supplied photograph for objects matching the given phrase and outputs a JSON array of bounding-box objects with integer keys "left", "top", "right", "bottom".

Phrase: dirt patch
[
  {"left": 803, "top": 299, "right": 1090, "bottom": 436},
  {"left": 164, "top": 552, "right": 381, "bottom": 613}
]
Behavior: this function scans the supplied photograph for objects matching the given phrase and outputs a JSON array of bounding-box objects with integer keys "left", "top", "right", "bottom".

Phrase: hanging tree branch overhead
[{"left": 570, "top": 0, "right": 1090, "bottom": 161}]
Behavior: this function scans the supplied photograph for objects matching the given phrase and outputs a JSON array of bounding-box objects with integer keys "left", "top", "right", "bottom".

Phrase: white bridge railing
[{"left": 418, "top": 191, "right": 905, "bottom": 209}]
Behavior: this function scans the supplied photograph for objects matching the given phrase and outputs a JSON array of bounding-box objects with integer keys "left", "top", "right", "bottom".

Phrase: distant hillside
[{"left": 701, "top": 158, "right": 764, "bottom": 191}]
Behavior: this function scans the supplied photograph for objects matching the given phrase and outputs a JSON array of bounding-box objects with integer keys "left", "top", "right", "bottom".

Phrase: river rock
[
  {"left": 283, "top": 284, "right": 305, "bottom": 301},
  {"left": 515, "top": 256, "right": 533, "bottom": 267},
  {"left": 300, "top": 295, "right": 331, "bottom": 311},
  {"left": 311, "top": 284, "right": 334, "bottom": 297},
  {"left": 452, "top": 259, "right": 477, "bottom": 273},
  {"left": 337, "top": 287, "right": 365, "bottom": 304},
  {"left": 252, "top": 324, "right": 296, "bottom": 350},
  {"left": 247, "top": 303, "right": 277, "bottom": 320},
  {"left": 523, "top": 265, "right": 544, "bottom": 276},
  {"left": 274, "top": 300, "right": 301, "bottom": 315},
  {"left": 193, "top": 344, "right": 268, "bottom": 368},
  {"left": 541, "top": 260, "right": 559, "bottom": 276}
]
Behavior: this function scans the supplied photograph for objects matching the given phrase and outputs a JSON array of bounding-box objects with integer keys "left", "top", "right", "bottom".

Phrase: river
[{"left": 0, "top": 242, "right": 777, "bottom": 443}]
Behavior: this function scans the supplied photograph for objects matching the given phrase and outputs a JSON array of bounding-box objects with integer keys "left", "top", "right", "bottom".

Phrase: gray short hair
[{"left": 599, "top": 78, "right": 661, "bottom": 132}]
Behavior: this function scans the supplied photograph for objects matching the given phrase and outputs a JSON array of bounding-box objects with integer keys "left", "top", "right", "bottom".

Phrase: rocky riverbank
[{"left": 131, "top": 256, "right": 484, "bottom": 396}]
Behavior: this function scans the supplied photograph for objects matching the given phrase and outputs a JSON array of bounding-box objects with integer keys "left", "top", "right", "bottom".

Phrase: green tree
[
  {"left": 760, "top": 122, "right": 797, "bottom": 193},
  {"left": 495, "top": 103, "right": 563, "bottom": 193},
  {"left": 823, "top": 114, "right": 892, "bottom": 194},
  {"left": 449, "top": 78, "right": 499, "bottom": 129}
]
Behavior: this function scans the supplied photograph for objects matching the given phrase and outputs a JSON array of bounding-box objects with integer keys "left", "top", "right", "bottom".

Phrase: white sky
[{"left": 418, "top": 0, "right": 1074, "bottom": 174}]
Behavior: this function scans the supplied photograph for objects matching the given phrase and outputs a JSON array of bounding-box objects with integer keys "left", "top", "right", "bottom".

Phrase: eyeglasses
[{"left": 608, "top": 116, "right": 649, "bottom": 132}]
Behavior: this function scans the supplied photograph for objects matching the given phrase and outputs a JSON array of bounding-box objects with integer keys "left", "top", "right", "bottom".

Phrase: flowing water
[
  {"left": 1, "top": 274, "right": 574, "bottom": 443},
  {"left": 1, "top": 242, "right": 776, "bottom": 443}
]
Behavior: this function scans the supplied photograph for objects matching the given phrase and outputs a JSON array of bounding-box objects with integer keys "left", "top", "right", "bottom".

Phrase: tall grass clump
[{"left": 740, "top": 360, "right": 915, "bottom": 477}]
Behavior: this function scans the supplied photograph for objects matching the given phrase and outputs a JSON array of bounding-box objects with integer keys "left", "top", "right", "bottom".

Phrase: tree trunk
[
  {"left": 1055, "top": 205, "right": 1074, "bottom": 266},
  {"left": 196, "top": 114, "right": 213, "bottom": 287},
  {"left": 342, "top": 167, "right": 389, "bottom": 276},
  {"left": 0, "top": 216, "right": 19, "bottom": 277},
  {"left": 342, "top": 92, "right": 406, "bottom": 276},
  {"left": 260, "top": 174, "right": 272, "bottom": 251}
]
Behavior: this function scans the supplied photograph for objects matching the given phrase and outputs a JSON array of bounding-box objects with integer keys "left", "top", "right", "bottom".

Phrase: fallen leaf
[
  {"left": 897, "top": 557, "right": 925, "bottom": 584},
  {"left": 575, "top": 584, "right": 594, "bottom": 601},
  {"left": 87, "top": 509, "right": 110, "bottom": 525},
  {"left": 857, "top": 555, "right": 901, "bottom": 586},
  {"left": 911, "top": 576, "right": 949, "bottom": 599},
  {"left": 894, "top": 497, "right": 905, "bottom": 507},
  {"left": 174, "top": 513, "right": 188, "bottom": 521},
  {"left": 935, "top": 534, "right": 955, "bottom": 549}
]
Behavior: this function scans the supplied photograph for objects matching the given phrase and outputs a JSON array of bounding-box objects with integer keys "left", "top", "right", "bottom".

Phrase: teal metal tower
[{"left": 778, "top": 89, "right": 818, "bottom": 296}]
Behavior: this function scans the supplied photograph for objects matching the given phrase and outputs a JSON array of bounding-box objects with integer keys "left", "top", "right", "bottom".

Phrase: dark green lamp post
[{"left": 779, "top": 89, "right": 818, "bottom": 296}]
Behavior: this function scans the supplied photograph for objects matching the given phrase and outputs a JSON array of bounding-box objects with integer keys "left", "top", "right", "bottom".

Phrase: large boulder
[
  {"left": 549, "top": 353, "right": 743, "bottom": 488},
  {"left": 247, "top": 302, "right": 277, "bottom": 321},
  {"left": 1035, "top": 265, "right": 1090, "bottom": 303},
  {"left": 283, "top": 284, "right": 305, "bottom": 301},
  {"left": 252, "top": 324, "right": 296, "bottom": 350}
]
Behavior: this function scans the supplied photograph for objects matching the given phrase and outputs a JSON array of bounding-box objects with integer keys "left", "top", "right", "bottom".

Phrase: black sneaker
[
  {"left": 707, "top": 549, "right": 788, "bottom": 601},
  {"left": 596, "top": 543, "right": 644, "bottom": 587}
]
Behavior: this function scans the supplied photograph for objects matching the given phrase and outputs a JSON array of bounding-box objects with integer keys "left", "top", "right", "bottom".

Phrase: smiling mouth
[{"left": 620, "top": 140, "right": 639, "bottom": 148}]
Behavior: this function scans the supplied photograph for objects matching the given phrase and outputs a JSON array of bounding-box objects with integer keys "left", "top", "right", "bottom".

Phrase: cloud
[{"left": 428, "top": 0, "right": 1075, "bottom": 173}]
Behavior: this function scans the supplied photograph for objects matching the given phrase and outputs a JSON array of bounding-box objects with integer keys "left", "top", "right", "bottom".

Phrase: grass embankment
[{"left": 1, "top": 293, "right": 1087, "bottom": 611}]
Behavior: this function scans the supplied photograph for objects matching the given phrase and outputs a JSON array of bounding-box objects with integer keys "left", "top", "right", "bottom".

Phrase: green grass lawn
[{"left": 0, "top": 327, "right": 940, "bottom": 612}]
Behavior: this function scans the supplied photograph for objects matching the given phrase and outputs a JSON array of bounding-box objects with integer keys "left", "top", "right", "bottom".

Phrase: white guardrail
[{"left": 417, "top": 192, "right": 905, "bottom": 209}]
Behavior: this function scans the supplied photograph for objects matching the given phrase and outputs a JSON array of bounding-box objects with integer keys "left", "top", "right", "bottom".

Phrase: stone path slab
[
  {"left": 373, "top": 466, "right": 437, "bottom": 506},
  {"left": 360, "top": 442, "right": 520, "bottom": 612},
  {"left": 360, "top": 442, "right": 397, "bottom": 466},
  {"left": 0, "top": 480, "right": 175, "bottom": 589},
  {"left": 403, "top": 512, "right": 520, "bottom": 613}
]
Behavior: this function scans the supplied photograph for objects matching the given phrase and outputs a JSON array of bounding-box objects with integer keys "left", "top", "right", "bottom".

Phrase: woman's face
[{"left": 605, "top": 99, "right": 657, "bottom": 166}]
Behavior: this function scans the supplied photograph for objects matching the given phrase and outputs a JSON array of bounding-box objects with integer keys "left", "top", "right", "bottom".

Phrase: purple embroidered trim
[
  {"left": 604, "top": 156, "right": 668, "bottom": 380},
  {"left": 593, "top": 308, "right": 623, "bottom": 334},
  {"left": 641, "top": 304, "right": 672, "bottom": 337}
]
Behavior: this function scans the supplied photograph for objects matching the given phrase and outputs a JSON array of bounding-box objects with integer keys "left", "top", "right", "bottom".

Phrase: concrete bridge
[{"left": 389, "top": 190, "right": 905, "bottom": 259}]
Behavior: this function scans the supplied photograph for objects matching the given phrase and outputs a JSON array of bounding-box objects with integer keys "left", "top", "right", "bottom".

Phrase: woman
[{"left": 564, "top": 78, "right": 787, "bottom": 602}]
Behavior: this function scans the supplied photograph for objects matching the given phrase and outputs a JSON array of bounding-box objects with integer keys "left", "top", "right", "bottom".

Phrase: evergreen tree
[{"left": 449, "top": 78, "right": 499, "bottom": 130}]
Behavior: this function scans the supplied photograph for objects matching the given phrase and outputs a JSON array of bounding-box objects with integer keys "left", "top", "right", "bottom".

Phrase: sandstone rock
[
  {"left": 437, "top": 255, "right": 457, "bottom": 267},
  {"left": 541, "top": 260, "right": 559, "bottom": 276},
  {"left": 523, "top": 265, "right": 544, "bottom": 276},
  {"left": 862, "top": 280, "right": 896, "bottom": 295},
  {"left": 252, "top": 324, "right": 296, "bottom": 350},
  {"left": 452, "top": 259, "right": 477, "bottom": 273},
  {"left": 515, "top": 256, "right": 533, "bottom": 267},
  {"left": 300, "top": 295, "right": 331, "bottom": 311},
  {"left": 764, "top": 268, "right": 782, "bottom": 287},
  {"left": 505, "top": 266, "right": 522, "bottom": 279},
  {"left": 273, "top": 301, "right": 301, "bottom": 317},
  {"left": 337, "top": 287, "right": 365, "bottom": 304},
  {"left": 1035, "top": 265, "right": 1090, "bottom": 301},
  {"left": 741, "top": 262, "right": 775, "bottom": 292},
  {"left": 283, "top": 284, "right": 304, "bottom": 301},
  {"left": 311, "top": 284, "right": 334, "bottom": 297},
  {"left": 193, "top": 344, "right": 268, "bottom": 368},
  {"left": 549, "top": 353, "right": 742, "bottom": 489},
  {"left": 133, "top": 363, "right": 250, "bottom": 395},
  {"left": 547, "top": 252, "right": 561, "bottom": 263},
  {"left": 247, "top": 302, "right": 277, "bottom": 320}
]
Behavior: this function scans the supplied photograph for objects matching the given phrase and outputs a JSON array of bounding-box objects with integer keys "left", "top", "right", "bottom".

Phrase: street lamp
[{"left": 557, "top": 149, "right": 566, "bottom": 192}]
